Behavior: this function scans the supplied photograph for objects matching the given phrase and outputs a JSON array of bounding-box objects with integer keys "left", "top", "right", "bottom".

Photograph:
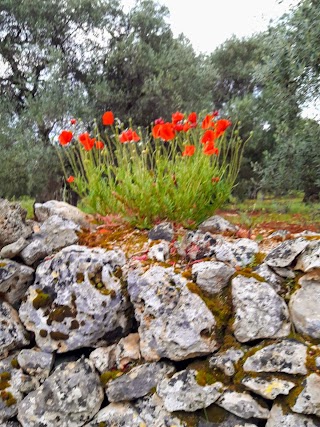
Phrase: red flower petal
[
  {"left": 58, "top": 130, "right": 73, "bottom": 146},
  {"left": 102, "top": 111, "right": 114, "bottom": 126},
  {"left": 66, "top": 175, "right": 75, "bottom": 183},
  {"left": 182, "top": 145, "right": 196, "bottom": 157}
]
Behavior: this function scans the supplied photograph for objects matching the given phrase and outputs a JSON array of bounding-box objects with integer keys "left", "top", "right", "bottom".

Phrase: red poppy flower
[
  {"left": 202, "top": 114, "right": 215, "bottom": 129},
  {"left": 78, "top": 132, "right": 95, "bottom": 151},
  {"left": 154, "top": 118, "right": 165, "bottom": 125},
  {"left": 182, "top": 145, "right": 196, "bottom": 157},
  {"left": 66, "top": 176, "right": 75, "bottom": 183},
  {"left": 201, "top": 129, "right": 216, "bottom": 144},
  {"left": 102, "top": 111, "right": 114, "bottom": 126},
  {"left": 172, "top": 111, "right": 184, "bottom": 124},
  {"left": 152, "top": 124, "right": 162, "bottom": 139},
  {"left": 215, "top": 119, "right": 232, "bottom": 138},
  {"left": 119, "top": 128, "right": 140, "bottom": 143},
  {"left": 183, "top": 122, "right": 191, "bottom": 132},
  {"left": 58, "top": 130, "right": 73, "bottom": 146},
  {"left": 95, "top": 140, "right": 104, "bottom": 149},
  {"left": 70, "top": 118, "right": 77, "bottom": 125},
  {"left": 203, "top": 142, "right": 219, "bottom": 156},
  {"left": 212, "top": 111, "right": 219, "bottom": 117},
  {"left": 188, "top": 112, "right": 197, "bottom": 124},
  {"left": 174, "top": 123, "right": 184, "bottom": 132},
  {"left": 159, "top": 123, "right": 175, "bottom": 141}
]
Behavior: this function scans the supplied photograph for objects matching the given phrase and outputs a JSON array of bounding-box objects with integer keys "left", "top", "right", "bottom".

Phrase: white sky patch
[{"left": 122, "top": 0, "right": 300, "bottom": 53}]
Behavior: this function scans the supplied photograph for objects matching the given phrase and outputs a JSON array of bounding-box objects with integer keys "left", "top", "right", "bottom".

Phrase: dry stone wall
[{"left": 1, "top": 198, "right": 320, "bottom": 426}]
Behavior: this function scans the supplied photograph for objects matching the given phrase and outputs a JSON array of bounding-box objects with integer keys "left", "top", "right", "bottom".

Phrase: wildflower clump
[{"left": 57, "top": 110, "right": 250, "bottom": 228}]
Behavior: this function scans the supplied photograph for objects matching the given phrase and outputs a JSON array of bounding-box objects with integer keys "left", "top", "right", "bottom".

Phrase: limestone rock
[
  {"left": 89, "top": 345, "right": 116, "bottom": 373},
  {"left": 0, "top": 301, "right": 29, "bottom": 360},
  {"left": 134, "top": 393, "right": 186, "bottom": 427},
  {"left": 192, "top": 261, "right": 235, "bottom": 295},
  {"left": 34, "top": 200, "right": 91, "bottom": 228},
  {"left": 148, "top": 222, "right": 173, "bottom": 242},
  {"left": 83, "top": 402, "right": 146, "bottom": 427},
  {"left": 127, "top": 266, "right": 220, "bottom": 361},
  {"left": 106, "top": 361, "right": 175, "bottom": 402},
  {"left": 242, "top": 376, "right": 295, "bottom": 400},
  {"left": 289, "top": 278, "right": 320, "bottom": 339},
  {"left": 0, "top": 259, "right": 34, "bottom": 306},
  {"left": 20, "top": 215, "right": 79, "bottom": 265},
  {"left": 215, "top": 239, "right": 259, "bottom": 268},
  {"left": 266, "top": 403, "right": 320, "bottom": 427},
  {"left": 17, "top": 349, "right": 54, "bottom": 382},
  {"left": 198, "top": 412, "right": 259, "bottom": 427},
  {"left": 17, "top": 358, "right": 103, "bottom": 427},
  {"left": 231, "top": 276, "right": 291, "bottom": 342},
  {"left": 0, "top": 237, "right": 28, "bottom": 259},
  {"left": 209, "top": 348, "right": 244, "bottom": 377},
  {"left": 114, "top": 333, "right": 141, "bottom": 370},
  {"left": 291, "top": 373, "right": 320, "bottom": 416},
  {"left": 0, "top": 200, "right": 32, "bottom": 250},
  {"left": 254, "top": 263, "right": 284, "bottom": 293},
  {"left": 243, "top": 340, "right": 308, "bottom": 375},
  {"left": 0, "top": 353, "right": 35, "bottom": 423},
  {"left": 216, "top": 391, "right": 269, "bottom": 419},
  {"left": 178, "top": 231, "right": 219, "bottom": 260},
  {"left": 19, "top": 246, "right": 130, "bottom": 353},
  {"left": 265, "top": 237, "right": 309, "bottom": 268},
  {"left": 199, "top": 215, "right": 238, "bottom": 234},
  {"left": 148, "top": 241, "right": 169, "bottom": 262},
  {"left": 157, "top": 369, "right": 224, "bottom": 412},
  {"left": 295, "top": 241, "right": 320, "bottom": 272}
]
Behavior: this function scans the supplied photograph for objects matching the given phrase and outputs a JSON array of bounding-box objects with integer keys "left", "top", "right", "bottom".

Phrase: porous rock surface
[
  {"left": 17, "top": 358, "right": 103, "bottom": 427},
  {"left": 157, "top": 369, "right": 224, "bottom": 412},
  {"left": 0, "top": 200, "right": 32, "bottom": 249},
  {"left": 231, "top": 276, "right": 291, "bottom": 342},
  {"left": 19, "top": 245, "right": 130, "bottom": 353},
  {"left": 127, "top": 266, "right": 220, "bottom": 361},
  {"left": 2, "top": 199, "right": 320, "bottom": 426}
]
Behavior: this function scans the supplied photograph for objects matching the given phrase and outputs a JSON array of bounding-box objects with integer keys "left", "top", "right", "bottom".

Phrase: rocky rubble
[{"left": 1, "top": 197, "right": 320, "bottom": 426}]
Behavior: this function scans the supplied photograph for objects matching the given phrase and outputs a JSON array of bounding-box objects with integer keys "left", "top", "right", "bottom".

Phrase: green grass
[
  {"left": 16, "top": 196, "right": 35, "bottom": 219},
  {"left": 220, "top": 193, "right": 320, "bottom": 230}
]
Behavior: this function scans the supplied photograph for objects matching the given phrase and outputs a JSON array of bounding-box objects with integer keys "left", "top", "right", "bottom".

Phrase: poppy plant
[
  {"left": 188, "top": 112, "right": 197, "bottom": 124},
  {"left": 102, "top": 111, "right": 114, "bottom": 126},
  {"left": 58, "top": 130, "right": 73, "bottom": 146},
  {"left": 70, "top": 118, "right": 77, "bottom": 125},
  {"left": 79, "top": 132, "right": 95, "bottom": 151},
  {"left": 66, "top": 175, "right": 75, "bottom": 183},
  {"left": 119, "top": 128, "right": 140, "bottom": 143},
  {"left": 182, "top": 145, "right": 196, "bottom": 157},
  {"left": 202, "top": 114, "right": 215, "bottom": 130}
]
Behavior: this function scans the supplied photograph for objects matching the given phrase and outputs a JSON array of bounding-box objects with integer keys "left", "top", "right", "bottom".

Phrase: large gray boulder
[
  {"left": 231, "top": 276, "right": 291, "bottom": 342},
  {"left": 0, "top": 259, "right": 34, "bottom": 306},
  {"left": 0, "top": 200, "right": 32, "bottom": 250},
  {"left": 19, "top": 245, "right": 131, "bottom": 353},
  {"left": 17, "top": 358, "right": 103, "bottom": 427},
  {"left": 243, "top": 340, "right": 308, "bottom": 375},
  {"left": 199, "top": 215, "right": 238, "bottom": 234},
  {"left": 242, "top": 376, "right": 295, "bottom": 400},
  {"left": 215, "top": 239, "right": 259, "bottom": 268},
  {"left": 127, "top": 266, "right": 220, "bottom": 361}
]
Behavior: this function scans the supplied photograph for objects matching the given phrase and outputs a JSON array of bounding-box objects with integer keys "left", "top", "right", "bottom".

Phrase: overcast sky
[{"left": 123, "top": 0, "right": 300, "bottom": 53}]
